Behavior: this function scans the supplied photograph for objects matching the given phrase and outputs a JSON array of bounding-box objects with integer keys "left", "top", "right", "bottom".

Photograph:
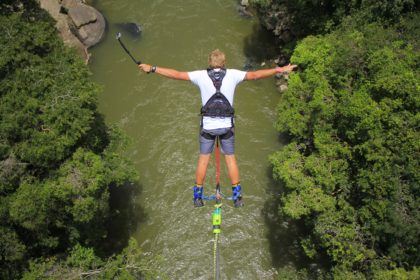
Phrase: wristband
[{"left": 151, "top": 65, "right": 157, "bottom": 73}]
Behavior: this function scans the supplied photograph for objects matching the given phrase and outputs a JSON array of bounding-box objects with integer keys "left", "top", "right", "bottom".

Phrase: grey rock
[
  {"left": 238, "top": 6, "right": 253, "bottom": 18},
  {"left": 68, "top": 4, "right": 106, "bottom": 48},
  {"left": 68, "top": 5, "right": 97, "bottom": 28}
]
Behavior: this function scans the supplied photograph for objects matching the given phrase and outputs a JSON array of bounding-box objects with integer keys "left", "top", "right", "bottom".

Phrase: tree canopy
[
  {"left": 251, "top": 0, "right": 419, "bottom": 55},
  {"left": 268, "top": 11, "right": 419, "bottom": 279},
  {"left": 0, "top": 1, "right": 161, "bottom": 278},
  {"left": 1, "top": 0, "right": 418, "bottom": 279}
]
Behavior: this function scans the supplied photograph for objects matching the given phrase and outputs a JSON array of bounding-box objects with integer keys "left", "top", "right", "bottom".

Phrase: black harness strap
[
  {"left": 200, "top": 128, "right": 234, "bottom": 140},
  {"left": 208, "top": 68, "right": 225, "bottom": 92},
  {"left": 200, "top": 68, "right": 234, "bottom": 127}
]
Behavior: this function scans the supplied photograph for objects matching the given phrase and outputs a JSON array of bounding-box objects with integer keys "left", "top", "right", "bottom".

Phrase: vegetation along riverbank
[{"left": 1, "top": 0, "right": 418, "bottom": 279}]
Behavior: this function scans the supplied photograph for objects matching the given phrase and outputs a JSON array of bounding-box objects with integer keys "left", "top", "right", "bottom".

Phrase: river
[{"left": 89, "top": 1, "right": 287, "bottom": 279}]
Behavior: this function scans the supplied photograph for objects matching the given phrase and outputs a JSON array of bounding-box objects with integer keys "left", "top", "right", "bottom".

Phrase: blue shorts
[{"left": 200, "top": 127, "right": 235, "bottom": 155}]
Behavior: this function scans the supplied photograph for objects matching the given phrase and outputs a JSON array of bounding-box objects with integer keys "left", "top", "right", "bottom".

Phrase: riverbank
[{"left": 38, "top": 0, "right": 105, "bottom": 63}]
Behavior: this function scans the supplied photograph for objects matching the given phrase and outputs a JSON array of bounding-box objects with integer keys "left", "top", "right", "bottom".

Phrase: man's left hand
[{"left": 276, "top": 63, "right": 298, "bottom": 73}]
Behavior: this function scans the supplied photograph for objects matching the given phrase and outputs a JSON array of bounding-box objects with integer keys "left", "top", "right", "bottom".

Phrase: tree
[
  {"left": 250, "top": 0, "right": 418, "bottom": 55},
  {"left": 0, "top": 1, "right": 141, "bottom": 277},
  {"left": 22, "top": 238, "right": 167, "bottom": 280},
  {"left": 270, "top": 14, "right": 419, "bottom": 277}
]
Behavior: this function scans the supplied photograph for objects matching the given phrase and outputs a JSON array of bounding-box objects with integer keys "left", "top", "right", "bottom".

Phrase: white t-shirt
[{"left": 188, "top": 68, "right": 247, "bottom": 130}]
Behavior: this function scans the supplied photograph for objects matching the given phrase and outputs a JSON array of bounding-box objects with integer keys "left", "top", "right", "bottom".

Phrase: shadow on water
[
  {"left": 263, "top": 166, "right": 311, "bottom": 269},
  {"left": 99, "top": 182, "right": 147, "bottom": 256},
  {"left": 264, "top": 165, "right": 331, "bottom": 278},
  {"left": 242, "top": 23, "right": 279, "bottom": 70}
]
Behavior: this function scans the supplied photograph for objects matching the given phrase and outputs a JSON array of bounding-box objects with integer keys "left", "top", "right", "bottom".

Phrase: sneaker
[
  {"left": 232, "top": 184, "right": 244, "bottom": 208},
  {"left": 194, "top": 198, "right": 204, "bottom": 208},
  {"left": 193, "top": 185, "right": 204, "bottom": 208},
  {"left": 233, "top": 197, "right": 244, "bottom": 208}
]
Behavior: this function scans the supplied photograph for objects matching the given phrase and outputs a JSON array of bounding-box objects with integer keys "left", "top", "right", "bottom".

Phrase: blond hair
[{"left": 208, "top": 49, "right": 226, "bottom": 68}]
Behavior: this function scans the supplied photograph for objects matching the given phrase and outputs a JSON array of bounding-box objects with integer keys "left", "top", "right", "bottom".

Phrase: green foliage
[
  {"left": 270, "top": 14, "right": 419, "bottom": 278},
  {"left": 276, "top": 264, "right": 309, "bottom": 280},
  {"left": 251, "top": 0, "right": 419, "bottom": 55},
  {"left": 0, "top": 1, "right": 142, "bottom": 278},
  {"left": 22, "top": 238, "right": 167, "bottom": 280},
  {"left": 67, "top": 243, "right": 103, "bottom": 270},
  {"left": 372, "top": 267, "right": 420, "bottom": 280},
  {"left": 0, "top": 226, "right": 26, "bottom": 261},
  {"left": 0, "top": 13, "right": 99, "bottom": 169}
]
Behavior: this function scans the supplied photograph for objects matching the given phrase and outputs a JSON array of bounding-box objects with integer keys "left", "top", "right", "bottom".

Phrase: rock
[
  {"left": 38, "top": 0, "right": 106, "bottom": 62},
  {"left": 279, "top": 84, "right": 288, "bottom": 92},
  {"left": 115, "top": 22, "right": 143, "bottom": 38},
  {"left": 238, "top": 5, "right": 253, "bottom": 18},
  {"left": 68, "top": 5, "right": 97, "bottom": 28},
  {"left": 275, "top": 71, "right": 290, "bottom": 96},
  {"left": 38, "top": 0, "right": 88, "bottom": 60},
  {"left": 275, "top": 72, "right": 289, "bottom": 80},
  {"left": 61, "top": 0, "right": 78, "bottom": 10},
  {"left": 68, "top": 4, "right": 105, "bottom": 48}
]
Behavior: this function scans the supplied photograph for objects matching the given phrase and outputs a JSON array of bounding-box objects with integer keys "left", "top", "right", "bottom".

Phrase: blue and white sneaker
[
  {"left": 232, "top": 184, "right": 244, "bottom": 208},
  {"left": 193, "top": 185, "right": 204, "bottom": 208}
]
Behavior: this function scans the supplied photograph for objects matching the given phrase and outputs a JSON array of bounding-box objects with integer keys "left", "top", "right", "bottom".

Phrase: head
[{"left": 208, "top": 49, "right": 226, "bottom": 69}]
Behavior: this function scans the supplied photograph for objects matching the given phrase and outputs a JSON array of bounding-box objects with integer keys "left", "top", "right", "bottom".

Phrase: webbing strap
[{"left": 207, "top": 68, "right": 226, "bottom": 92}]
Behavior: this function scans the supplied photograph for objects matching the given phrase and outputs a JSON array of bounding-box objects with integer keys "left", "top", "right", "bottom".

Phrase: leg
[
  {"left": 193, "top": 154, "right": 211, "bottom": 208},
  {"left": 196, "top": 154, "right": 211, "bottom": 185},
  {"left": 194, "top": 130, "right": 215, "bottom": 207},
  {"left": 220, "top": 128, "right": 243, "bottom": 207},
  {"left": 224, "top": 154, "right": 240, "bottom": 185},
  {"left": 224, "top": 154, "right": 243, "bottom": 207}
]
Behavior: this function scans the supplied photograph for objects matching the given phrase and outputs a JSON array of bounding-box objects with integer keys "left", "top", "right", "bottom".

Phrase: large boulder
[
  {"left": 67, "top": 4, "right": 106, "bottom": 48},
  {"left": 38, "top": 0, "right": 106, "bottom": 62},
  {"left": 38, "top": 0, "right": 88, "bottom": 60}
]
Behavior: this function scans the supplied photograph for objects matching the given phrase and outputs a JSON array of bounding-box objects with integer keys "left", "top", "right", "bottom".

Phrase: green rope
[
  {"left": 213, "top": 232, "right": 220, "bottom": 280},
  {"left": 212, "top": 204, "right": 221, "bottom": 279}
]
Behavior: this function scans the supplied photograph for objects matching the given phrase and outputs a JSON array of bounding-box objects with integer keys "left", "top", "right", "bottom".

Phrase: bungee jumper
[{"left": 138, "top": 49, "right": 297, "bottom": 208}]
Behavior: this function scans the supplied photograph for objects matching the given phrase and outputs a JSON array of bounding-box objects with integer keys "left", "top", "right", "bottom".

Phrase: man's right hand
[{"left": 138, "top": 63, "right": 153, "bottom": 73}]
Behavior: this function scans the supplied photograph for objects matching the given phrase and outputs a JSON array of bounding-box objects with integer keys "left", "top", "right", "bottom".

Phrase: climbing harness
[
  {"left": 200, "top": 128, "right": 234, "bottom": 141},
  {"left": 200, "top": 68, "right": 235, "bottom": 127}
]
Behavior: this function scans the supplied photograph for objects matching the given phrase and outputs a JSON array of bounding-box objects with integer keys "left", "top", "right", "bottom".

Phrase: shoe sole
[
  {"left": 234, "top": 197, "right": 244, "bottom": 208},
  {"left": 194, "top": 199, "right": 204, "bottom": 208}
]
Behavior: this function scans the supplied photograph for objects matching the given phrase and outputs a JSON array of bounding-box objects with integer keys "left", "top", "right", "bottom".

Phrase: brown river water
[{"left": 89, "top": 1, "right": 298, "bottom": 278}]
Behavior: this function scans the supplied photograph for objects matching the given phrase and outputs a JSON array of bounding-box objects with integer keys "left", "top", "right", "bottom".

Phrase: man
[{"left": 139, "top": 49, "right": 297, "bottom": 208}]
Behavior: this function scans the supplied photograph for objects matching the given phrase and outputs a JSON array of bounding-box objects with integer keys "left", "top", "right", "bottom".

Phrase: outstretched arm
[
  {"left": 245, "top": 63, "right": 297, "bottom": 81},
  {"left": 138, "top": 64, "right": 190, "bottom": 81}
]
